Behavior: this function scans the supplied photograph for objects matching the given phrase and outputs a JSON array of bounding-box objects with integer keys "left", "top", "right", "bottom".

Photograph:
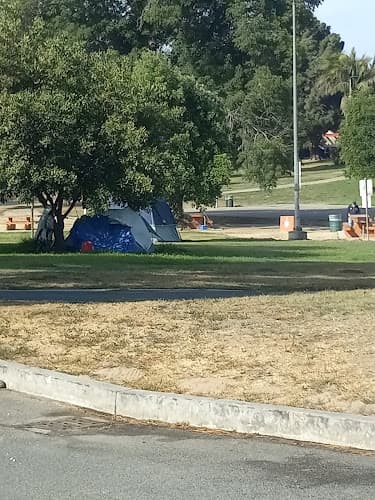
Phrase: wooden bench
[
  {"left": 342, "top": 223, "right": 357, "bottom": 238},
  {"left": 6, "top": 216, "right": 33, "bottom": 231},
  {"left": 343, "top": 221, "right": 375, "bottom": 239}
]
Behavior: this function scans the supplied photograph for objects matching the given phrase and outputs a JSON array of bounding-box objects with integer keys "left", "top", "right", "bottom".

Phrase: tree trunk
[
  {"left": 171, "top": 198, "right": 184, "bottom": 221},
  {"left": 53, "top": 213, "right": 66, "bottom": 251},
  {"left": 36, "top": 194, "right": 79, "bottom": 252},
  {"left": 50, "top": 195, "right": 65, "bottom": 251}
]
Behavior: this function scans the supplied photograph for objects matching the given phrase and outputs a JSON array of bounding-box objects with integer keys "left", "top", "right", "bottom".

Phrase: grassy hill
[{"left": 219, "top": 161, "right": 358, "bottom": 207}]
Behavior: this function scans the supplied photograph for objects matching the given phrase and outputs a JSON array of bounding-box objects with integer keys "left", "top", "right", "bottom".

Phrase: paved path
[
  {"left": 1, "top": 391, "right": 375, "bottom": 500},
  {"left": 223, "top": 176, "right": 346, "bottom": 195},
  {"left": 204, "top": 207, "right": 375, "bottom": 227},
  {"left": 0, "top": 288, "right": 258, "bottom": 303}
]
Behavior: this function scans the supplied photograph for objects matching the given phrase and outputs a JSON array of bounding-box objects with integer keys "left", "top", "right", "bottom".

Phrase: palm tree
[{"left": 316, "top": 48, "right": 375, "bottom": 111}]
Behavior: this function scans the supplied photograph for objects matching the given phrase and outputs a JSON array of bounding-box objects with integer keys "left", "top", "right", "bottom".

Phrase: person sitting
[{"left": 347, "top": 201, "right": 360, "bottom": 225}]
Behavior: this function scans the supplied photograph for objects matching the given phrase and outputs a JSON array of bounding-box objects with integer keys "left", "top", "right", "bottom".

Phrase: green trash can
[
  {"left": 328, "top": 214, "right": 342, "bottom": 232},
  {"left": 225, "top": 195, "right": 234, "bottom": 208}
]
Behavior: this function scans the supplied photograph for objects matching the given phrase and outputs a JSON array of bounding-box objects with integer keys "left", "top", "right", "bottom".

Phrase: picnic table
[{"left": 350, "top": 214, "right": 375, "bottom": 238}]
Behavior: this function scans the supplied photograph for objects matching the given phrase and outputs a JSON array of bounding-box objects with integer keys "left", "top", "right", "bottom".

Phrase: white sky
[{"left": 316, "top": 0, "right": 375, "bottom": 57}]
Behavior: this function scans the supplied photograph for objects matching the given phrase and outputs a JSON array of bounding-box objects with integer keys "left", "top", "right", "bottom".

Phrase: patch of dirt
[
  {"left": 0, "top": 204, "right": 80, "bottom": 232},
  {"left": 0, "top": 290, "right": 375, "bottom": 416},
  {"left": 177, "top": 377, "right": 236, "bottom": 397},
  {"left": 93, "top": 366, "right": 144, "bottom": 384},
  {"left": 218, "top": 226, "right": 340, "bottom": 241}
]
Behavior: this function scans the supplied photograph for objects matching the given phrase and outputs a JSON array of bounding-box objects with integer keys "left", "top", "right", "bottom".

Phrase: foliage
[
  {"left": 17, "top": 0, "right": 156, "bottom": 53},
  {"left": 301, "top": 33, "right": 344, "bottom": 149},
  {"left": 340, "top": 90, "right": 375, "bottom": 179},
  {"left": 146, "top": 0, "right": 342, "bottom": 184},
  {"left": 316, "top": 48, "right": 375, "bottom": 112},
  {"left": 97, "top": 50, "right": 231, "bottom": 215},
  {"left": 236, "top": 67, "right": 293, "bottom": 188}
]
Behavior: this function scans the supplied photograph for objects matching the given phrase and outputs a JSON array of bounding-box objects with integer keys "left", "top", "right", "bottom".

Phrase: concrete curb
[{"left": 1, "top": 360, "right": 375, "bottom": 451}]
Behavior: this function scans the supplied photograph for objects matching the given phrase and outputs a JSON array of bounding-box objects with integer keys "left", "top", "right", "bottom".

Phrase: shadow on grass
[
  {"left": 0, "top": 239, "right": 373, "bottom": 263},
  {"left": 0, "top": 257, "right": 375, "bottom": 296},
  {"left": 1, "top": 238, "right": 375, "bottom": 295},
  {"left": 301, "top": 164, "right": 341, "bottom": 173}
]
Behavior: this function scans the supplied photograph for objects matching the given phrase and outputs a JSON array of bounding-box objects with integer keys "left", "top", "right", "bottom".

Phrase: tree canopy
[
  {"left": 316, "top": 48, "right": 375, "bottom": 112},
  {"left": 143, "top": 0, "right": 343, "bottom": 182},
  {"left": 0, "top": 8, "right": 230, "bottom": 247},
  {"left": 235, "top": 67, "right": 292, "bottom": 189},
  {"left": 340, "top": 90, "right": 375, "bottom": 179}
]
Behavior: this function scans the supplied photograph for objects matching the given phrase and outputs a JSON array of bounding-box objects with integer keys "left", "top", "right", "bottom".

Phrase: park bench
[
  {"left": 343, "top": 215, "right": 375, "bottom": 239},
  {"left": 6, "top": 216, "right": 33, "bottom": 231}
]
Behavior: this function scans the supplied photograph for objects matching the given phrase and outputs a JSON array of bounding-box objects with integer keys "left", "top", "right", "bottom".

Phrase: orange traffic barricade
[{"left": 280, "top": 216, "right": 295, "bottom": 232}]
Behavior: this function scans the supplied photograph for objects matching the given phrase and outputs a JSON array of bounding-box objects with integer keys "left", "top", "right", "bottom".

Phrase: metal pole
[
  {"left": 365, "top": 178, "right": 369, "bottom": 241},
  {"left": 292, "top": 0, "right": 302, "bottom": 232},
  {"left": 31, "top": 199, "right": 35, "bottom": 239}
]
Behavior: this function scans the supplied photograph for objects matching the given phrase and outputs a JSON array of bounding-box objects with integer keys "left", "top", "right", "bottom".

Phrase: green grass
[
  {"left": 0, "top": 232, "right": 33, "bottom": 253},
  {"left": 0, "top": 233, "right": 374, "bottom": 293},
  {"left": 220, "top": 162, "right": 357, "bottom": 206},
  {"left": 227, "top": 162, "right": 342, "bottom": 190},
  {"left": 232, "top": 178, "right": 358, "bottom": 206}
]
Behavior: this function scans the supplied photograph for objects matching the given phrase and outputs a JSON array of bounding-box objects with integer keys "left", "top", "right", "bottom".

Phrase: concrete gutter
[{"left": 1, "top": 360, "right": 375, "bottom": 451}]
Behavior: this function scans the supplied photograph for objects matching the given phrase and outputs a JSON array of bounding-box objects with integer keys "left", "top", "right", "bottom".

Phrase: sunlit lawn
[{"left": 0, "top": 232, "right": 374, "bottom": 292}]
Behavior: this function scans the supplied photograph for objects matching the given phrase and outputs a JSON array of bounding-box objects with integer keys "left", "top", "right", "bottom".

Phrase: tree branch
[
  {"left": 63, "top": 198, "right": 80, "bottom": 219},
  {"left": 37, "top": 193, "right": 48, "bottom": 208},
  {"left": 43, "top": 192, "right": 55, "bottom": 209}
]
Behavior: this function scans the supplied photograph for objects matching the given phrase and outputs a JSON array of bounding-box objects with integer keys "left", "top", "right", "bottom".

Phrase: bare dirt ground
[
  {"left": 215, "top": 226, "right": 342, "bottom": 241},
  {"left": 0, "top": 204, "right": 82, "bottom": 232},
  {"left": 1, "top": 289, "right": 374, "bottom": 416}
]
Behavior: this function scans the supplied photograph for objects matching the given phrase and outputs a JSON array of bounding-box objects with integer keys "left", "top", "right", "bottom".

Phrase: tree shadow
[{"left": 302, "top": 164, "right": 342, "bottom": 173}]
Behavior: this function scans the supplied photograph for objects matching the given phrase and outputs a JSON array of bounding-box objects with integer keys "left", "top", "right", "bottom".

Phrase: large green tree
[
  {"left": 300, "top": 33, "right": 344, "bottom": 153},
  {"left": 101, "top": 50, "right": 231, "bottom": 216},
  {"left": 146, "top": 0, "right": 340, "bottom": 184},
  {"left": 0, "top": 11, "right": 230, "bottom": 247},
  {"left": 340, "top": 90, "right": 375, "bottom": 179},
  {"left": 235, "top": 67, "right": 292, "bottom": 189}
]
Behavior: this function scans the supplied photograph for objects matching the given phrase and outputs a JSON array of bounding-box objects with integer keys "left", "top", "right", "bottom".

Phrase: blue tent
[
  {"left": 140, "top": 200, "right": 180, "bottom": 242},
  {"left": 66, "top": 216, "right": 148, "bottom": 253}
]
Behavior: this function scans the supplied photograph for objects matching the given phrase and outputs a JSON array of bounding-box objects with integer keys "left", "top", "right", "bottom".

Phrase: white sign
[
  {"left": 359, "top": 179, "right": 373, "bottom": 197},
  {"left": 361, "top": 194, "right": 372, "bottom": 209}
]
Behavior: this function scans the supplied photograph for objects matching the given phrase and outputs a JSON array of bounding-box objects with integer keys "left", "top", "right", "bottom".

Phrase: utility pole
[
  {"left": 289, "top": 0, "right": 307, "bottom": 240},
  {"left": 31, "top": 199, "right": 35, "bottom": 239}
]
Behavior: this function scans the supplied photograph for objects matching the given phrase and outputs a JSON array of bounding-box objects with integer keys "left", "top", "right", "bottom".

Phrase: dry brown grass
[{"left": 1, "top": 290, "right": 375, "bottom": 415}]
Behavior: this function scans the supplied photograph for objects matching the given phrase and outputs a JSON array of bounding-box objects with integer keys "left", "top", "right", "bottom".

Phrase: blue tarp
[{"left": 66, "top": 216, "right": 144, "bottom": 253}]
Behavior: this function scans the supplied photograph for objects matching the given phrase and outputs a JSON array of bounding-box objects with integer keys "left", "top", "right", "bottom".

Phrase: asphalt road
[
  {"left": 205, "top": 207, "right": 375, "bottom": 228},
  {"left": 0, "top": 288, "right": 258, "bottom": 303},
  {"left": 1, "top": 391, "right": 375, "bottom": 500}
]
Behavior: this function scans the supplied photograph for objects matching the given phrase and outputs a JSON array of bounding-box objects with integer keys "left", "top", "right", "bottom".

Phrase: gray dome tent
[{"left": 140, "top": 200, "right": 180, "bottom": 242}]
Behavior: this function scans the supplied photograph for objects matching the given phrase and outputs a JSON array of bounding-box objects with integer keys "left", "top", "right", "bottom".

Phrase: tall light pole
[{"left": 289, "top": 0, "right": 307, "bottom": 240}]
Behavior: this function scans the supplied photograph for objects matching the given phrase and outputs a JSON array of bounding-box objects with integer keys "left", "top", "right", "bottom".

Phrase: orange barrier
[{"left": 280, "top": 216, "right": 295, "bottom": 232}]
